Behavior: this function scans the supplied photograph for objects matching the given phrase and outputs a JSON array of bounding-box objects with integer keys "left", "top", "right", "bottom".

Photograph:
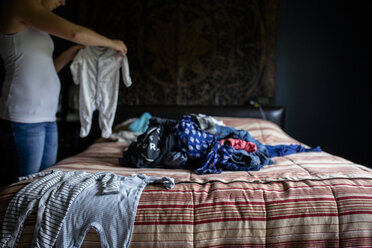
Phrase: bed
[{"left": 1, "top": 105, "right": 371, "bottom": 248}]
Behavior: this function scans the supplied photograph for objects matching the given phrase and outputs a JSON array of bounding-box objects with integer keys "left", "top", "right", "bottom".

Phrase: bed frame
[{"left": 113, "top": 105, "right": 285, "bottom": 129}]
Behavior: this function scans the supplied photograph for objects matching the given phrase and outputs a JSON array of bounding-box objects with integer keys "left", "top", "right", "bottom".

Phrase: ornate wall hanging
[{"left": 77, "top": 0, "right": 277, "bottom": 106}]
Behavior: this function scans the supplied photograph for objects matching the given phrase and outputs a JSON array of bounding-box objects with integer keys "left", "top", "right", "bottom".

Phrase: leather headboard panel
[{"left": 114, "top": 105, "right": 285, "bottom": 129}]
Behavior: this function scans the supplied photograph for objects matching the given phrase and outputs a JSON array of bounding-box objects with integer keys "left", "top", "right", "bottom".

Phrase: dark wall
[{"left": 275, "top": 0, "right": 371, "bottom": 166}]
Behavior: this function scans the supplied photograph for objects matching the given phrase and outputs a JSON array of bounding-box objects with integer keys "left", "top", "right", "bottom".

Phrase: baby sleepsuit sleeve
[{"left": 70, "top": 46, "right": 132, "bottom": 138}]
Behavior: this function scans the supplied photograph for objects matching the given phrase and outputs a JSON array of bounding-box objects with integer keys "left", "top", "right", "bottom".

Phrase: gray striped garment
[
  {"left": 55, "top": 174, "right": 175, "bottom": 248},
  {"left": 0, "top": 170, "right": 118, "bottom": 248}
]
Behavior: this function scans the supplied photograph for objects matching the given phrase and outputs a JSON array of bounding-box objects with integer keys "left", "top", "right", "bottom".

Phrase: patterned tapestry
[{"left": 77, "top": 0, "right": 277, "bottom": 106}]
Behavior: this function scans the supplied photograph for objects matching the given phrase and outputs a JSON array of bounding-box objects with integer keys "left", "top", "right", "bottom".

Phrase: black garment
[{"left": 119, "top": 117, "right": 185, "bottom": 168}]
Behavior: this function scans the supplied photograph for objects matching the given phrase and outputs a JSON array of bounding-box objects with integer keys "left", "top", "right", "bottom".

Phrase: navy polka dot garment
[{"left": 174, "top": 116, "right": 235, "bottom": 174}]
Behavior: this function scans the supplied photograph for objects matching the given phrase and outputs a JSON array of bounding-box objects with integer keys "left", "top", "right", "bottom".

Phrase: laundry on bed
[
  {"left": 0, "top": 170, "right": 174, "bottom": 248},
  {"left": 106, "top": 117, "right": 140, "bottom": 145},
  {"left": 191, "top": 113, "right": 225, "bottom": 133},
  {"left": 265, "top": 144, "right": 322, "bottom": 157},
  {"left": 0, "top": 170, "right": 118, "bottom": 248},
  {"left": 173, "top": 115, "right": 234, "bottom": 174},
  {"left": 220, "top": 138, "right": 257, "bottom": 153},
  {"left": 55, "top": 174, "right": 174, "bottom": 248},
  {"left": 128, "top": 112, "right": 152, "bottom": 134},
  {"left": 119, "top": 117, "right": 181, "bottom": 168},
  {"left": 119, "top": 115, "right": 322, "bottom": 174}
]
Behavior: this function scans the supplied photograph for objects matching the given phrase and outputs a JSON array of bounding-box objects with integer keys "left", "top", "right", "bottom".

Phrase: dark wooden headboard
[{"left": 114, "top": 105, "right": 285, "bottom": 129}]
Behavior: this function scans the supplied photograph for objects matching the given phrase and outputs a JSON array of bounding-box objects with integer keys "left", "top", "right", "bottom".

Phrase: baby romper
[
  {"left": 55, "top": 174, "right": 175, "bottom": 248},
  {"left": 70, "top": 46, "right": 132, "bottom": 138},
  {"left": 0, "top": 170, "right": 118, "bottom": 248}
]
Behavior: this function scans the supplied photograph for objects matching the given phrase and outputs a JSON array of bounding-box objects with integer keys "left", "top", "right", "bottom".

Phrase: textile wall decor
[{"left": 77, "top": 0, "right": 277, "bottom": 105}]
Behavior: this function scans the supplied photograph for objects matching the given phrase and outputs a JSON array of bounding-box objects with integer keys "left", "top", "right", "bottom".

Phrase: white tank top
[{"left": 0, "top": 27, "right": 60, "bottom": 123}]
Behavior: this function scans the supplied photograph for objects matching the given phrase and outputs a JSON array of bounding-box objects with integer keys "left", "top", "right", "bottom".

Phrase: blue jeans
[{"left": 0, "top": 119, "right": 58, "bottom": 187}]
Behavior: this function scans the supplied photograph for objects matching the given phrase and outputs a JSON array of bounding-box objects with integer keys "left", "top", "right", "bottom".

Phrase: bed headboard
[{"left": 114, "top": 105, "right": 285, "bottom": 129}]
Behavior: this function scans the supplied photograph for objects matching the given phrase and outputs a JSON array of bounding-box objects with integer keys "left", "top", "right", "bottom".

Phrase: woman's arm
[
  {"left": 12, "top": 0, "right": 127, "bottom": 55},
  {"left": 53, "top": 45, "right": 84, "bottom": 73}
]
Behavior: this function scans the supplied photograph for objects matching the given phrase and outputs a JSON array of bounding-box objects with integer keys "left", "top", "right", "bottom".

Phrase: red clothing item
[{"left": 220, "top": 138, "right": 257, "bottom": 153}]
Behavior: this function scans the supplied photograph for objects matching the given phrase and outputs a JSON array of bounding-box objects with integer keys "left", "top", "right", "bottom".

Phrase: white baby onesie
[{"left": 70, "top": 46, "right": 132, "bottom": 138}]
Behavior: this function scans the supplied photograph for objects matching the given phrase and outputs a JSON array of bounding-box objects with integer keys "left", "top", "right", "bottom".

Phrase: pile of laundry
[{"left": 119, "top": 114, "right": 321, "bottom": 174}]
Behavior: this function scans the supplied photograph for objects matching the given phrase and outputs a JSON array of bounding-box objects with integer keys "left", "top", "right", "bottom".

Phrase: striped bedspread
[{"left": 1, "top": 117, "right": 371, "bottom": 247}]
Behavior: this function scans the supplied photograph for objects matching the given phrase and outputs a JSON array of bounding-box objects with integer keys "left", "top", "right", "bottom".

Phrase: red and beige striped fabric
[{"left": 1, "top": 117, "right": 371, "bottom": 247}]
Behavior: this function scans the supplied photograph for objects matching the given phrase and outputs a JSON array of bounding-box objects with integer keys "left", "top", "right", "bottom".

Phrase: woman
[{"left": 0, "top": 0, "right": 127, "bottom": 188}]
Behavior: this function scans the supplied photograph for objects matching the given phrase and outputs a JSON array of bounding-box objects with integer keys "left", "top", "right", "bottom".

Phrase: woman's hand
[
  {"left": 66, "top": 44, "right": 85, "bottom": 59},
  {"left": 110, "top": 40, "right": 127, "bottom": 56}
]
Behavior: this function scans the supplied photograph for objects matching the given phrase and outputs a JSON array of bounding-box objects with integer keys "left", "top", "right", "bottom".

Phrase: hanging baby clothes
[{"left": 70, "top": 46, "right": 132, "bottom": 138}]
